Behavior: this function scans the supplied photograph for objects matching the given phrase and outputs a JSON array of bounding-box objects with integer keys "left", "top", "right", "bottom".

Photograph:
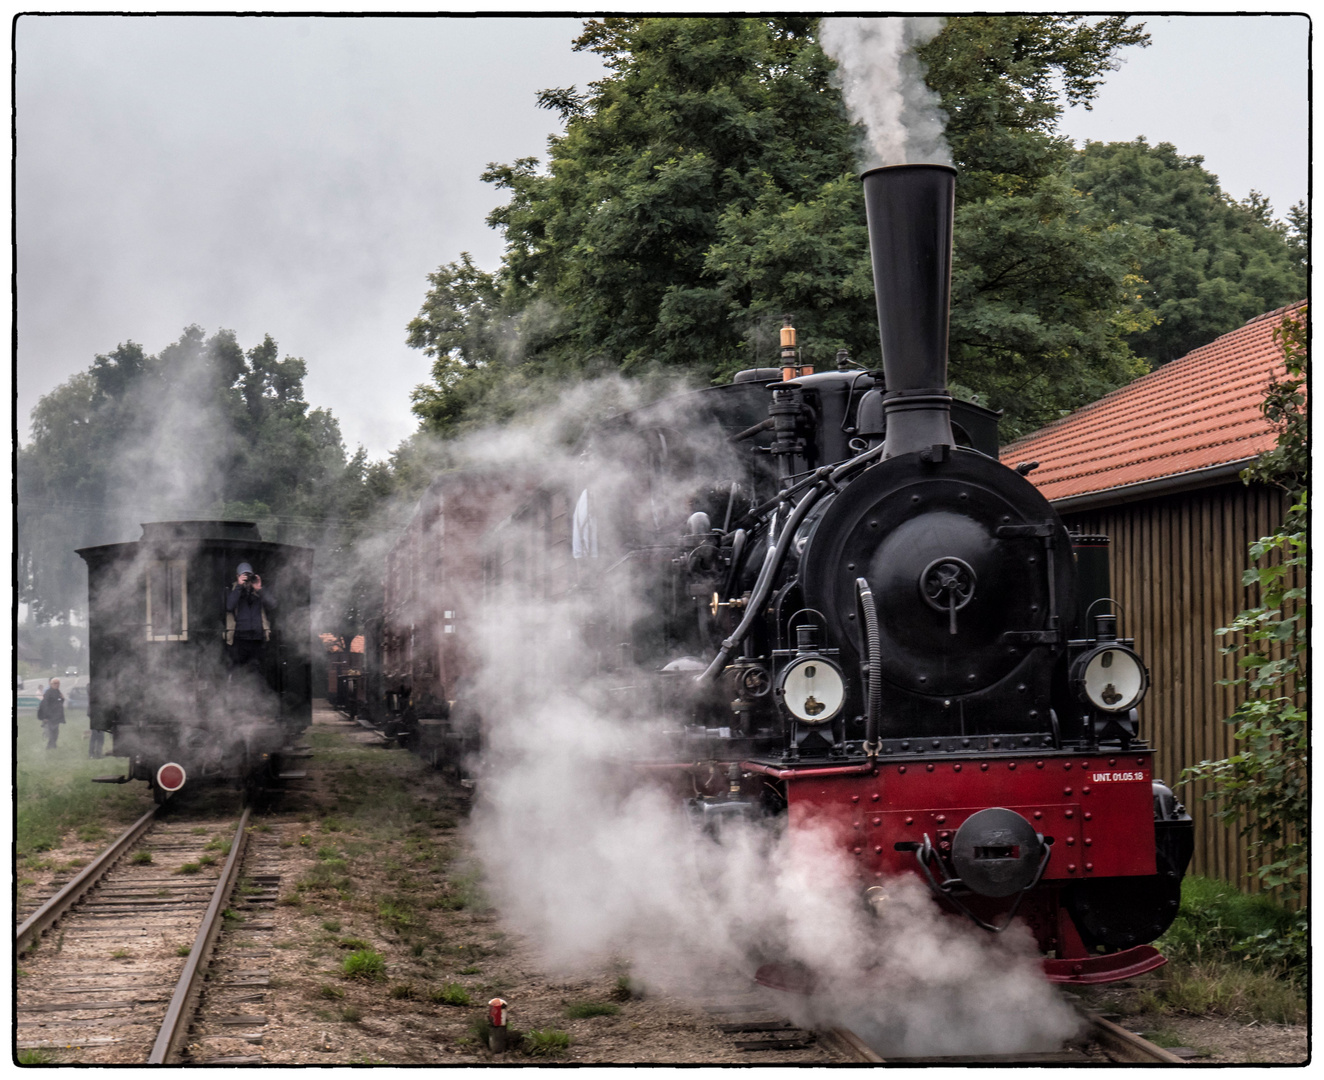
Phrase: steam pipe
[
  {"left": 696, "top": 484, "right": 826, "bottom": 685},
  {"left": 860, "top": 164, "right": 957, "bottom": 458},
  {"left": 699, "top": 438, "right": 891, "bottom": 685}
]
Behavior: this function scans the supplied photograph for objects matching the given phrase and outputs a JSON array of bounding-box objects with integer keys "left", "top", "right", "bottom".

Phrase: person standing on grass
[{"left": 38, "top": 678, "right": 65, "bottom": 750}]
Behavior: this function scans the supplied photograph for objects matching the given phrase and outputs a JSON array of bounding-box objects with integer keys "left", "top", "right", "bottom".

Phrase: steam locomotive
[
  {"left": 370, "top": 164, "right": 1193, "bottom": 984},
  {"left": 78, "top": 520, "right": 314, "bottom": 803}
]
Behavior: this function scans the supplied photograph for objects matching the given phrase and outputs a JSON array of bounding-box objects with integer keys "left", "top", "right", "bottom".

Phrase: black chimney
[{"left": 861, "top": 164, "right": 957, "bottom": 458}]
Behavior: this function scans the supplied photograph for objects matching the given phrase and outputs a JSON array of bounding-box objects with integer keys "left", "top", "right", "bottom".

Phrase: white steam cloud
[
  {"left": 440, "top": 379, "right": 1081, "bottom": 1057},
  {"left": 820, "top": 17, "right": 953, "bottom": 169}
]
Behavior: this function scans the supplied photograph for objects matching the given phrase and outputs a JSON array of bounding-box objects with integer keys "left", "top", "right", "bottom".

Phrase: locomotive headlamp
[
  {"left": 778, "top": 656, "right": 845, "bottom": 723},
  {"left": 1071, "top": 644, "right": 1149, "bottom": 713}
]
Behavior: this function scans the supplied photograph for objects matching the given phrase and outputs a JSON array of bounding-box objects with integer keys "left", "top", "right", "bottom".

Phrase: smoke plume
[
  {"left": 819, "top": 17, "right": 953, "bottom": 169},
  {"left": 440, "top": 379, "right": 1081, "bottom": 1057}
]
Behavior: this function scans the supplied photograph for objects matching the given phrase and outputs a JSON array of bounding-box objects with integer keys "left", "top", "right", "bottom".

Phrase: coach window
[
  {"left": 146, "top": 559, "right": 188, "bottom": 641},
  {"left": 572, "top": 489, "right": 599, "bottom": 559}
]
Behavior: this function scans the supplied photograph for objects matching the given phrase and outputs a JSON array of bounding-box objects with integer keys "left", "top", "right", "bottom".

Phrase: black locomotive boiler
[{"left": 77, "top": 520, "right": 314, "bottom": 802}]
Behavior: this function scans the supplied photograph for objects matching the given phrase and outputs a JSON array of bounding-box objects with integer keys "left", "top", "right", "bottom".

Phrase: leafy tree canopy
[
  {"left": 1070, "top": 138, "right": 1306, "bottom": 365},
  {"left": 409, "top": 16, "right": 1162, "bottom": 440},
  {"left": 19, "top": 326, "right": 376, "bottom": 624}
]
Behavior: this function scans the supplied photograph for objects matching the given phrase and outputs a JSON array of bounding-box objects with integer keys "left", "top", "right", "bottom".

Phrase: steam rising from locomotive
[
  {"left": 358, "top": 164, "right": 1194, "bottom": 1050},
  {"left": 820, "top": 17, "right": 952, "bottom": 169}
]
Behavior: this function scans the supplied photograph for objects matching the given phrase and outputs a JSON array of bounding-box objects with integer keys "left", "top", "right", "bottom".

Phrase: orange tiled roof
[
  {"left": 350, "top": 635, "right": 365, "bottom": 654},
  {"left": 1000, "top": 302, "right": 1305, "bottom": 505}
]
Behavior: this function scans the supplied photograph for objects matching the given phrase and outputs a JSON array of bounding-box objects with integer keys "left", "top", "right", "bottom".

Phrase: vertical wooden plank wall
[{"left": 1064, "top": 482, "right": 1290, "bottom": 892}]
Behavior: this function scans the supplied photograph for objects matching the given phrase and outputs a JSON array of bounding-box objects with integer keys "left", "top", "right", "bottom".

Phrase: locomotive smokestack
[{"left": 861, "top": 163, "right": 957, "bottom": 458}]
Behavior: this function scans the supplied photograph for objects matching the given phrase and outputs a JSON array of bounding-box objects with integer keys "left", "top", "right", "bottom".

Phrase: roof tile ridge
[{"left": 1242, "top": 299, "right": 1308, "bottom": 327}]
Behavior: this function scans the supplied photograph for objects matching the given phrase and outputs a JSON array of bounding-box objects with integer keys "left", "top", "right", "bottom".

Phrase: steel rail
[
  {"left": 16, "top": 805, "right": 160, "bottom": 953},
  {"left": 822, "top": 1026, "right": 885, "bottom": 1063},
  {"left": 821, "top": 1011, "right": 1185, "bottom": 1065},
  {"left": 1085, "top": 1009, "right": 1188, "bottom": 1064},
  {"left": 148, "top": 806, "right": 253, "bottom": 1065}
]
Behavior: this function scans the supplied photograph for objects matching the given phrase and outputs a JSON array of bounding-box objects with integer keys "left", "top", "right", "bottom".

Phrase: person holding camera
[{"left": 226, "top": 561, "right": 277, "bottom": 673}]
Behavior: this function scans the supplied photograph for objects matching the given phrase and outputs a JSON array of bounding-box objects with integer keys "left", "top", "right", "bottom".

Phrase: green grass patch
[
  {"left": 341, "top": 1004, "right": 364, "bottom": 1022},
  {"left": 523, "top": 1028, "right": 570, "bottom": 1056},
  {"left": 176, "top": 944, "right": 192, "bottom": 957},
  {"left": 203, "top": 837, "right": 232, "bottom": 854},
  {"left": 1134, "top": 876, "right": 1309, "bottom": 1024},
  {"left": 337, "top": 937, "right": 372, "bottom": 950},
  {"left": 175, "top": 862, "right": 202, "bottom": 875},
  {"left": 18, "top": 1049, "right": 57, "bottom": 1064},
  {"left": 110, "top": 948, "right": 130, "bottom": 959},
  {"left": 1159, "top": 876, "right": 1305, "bottom": 976},
  {"left": 377, "top": 897, "right": 415, "bottom": 933},
  {"left": 341, "top": 949, "right": 386, "bottom": 979},
  {"left": 131, "top": 849, "right": 154, "bottom": 865},
  {"left": 15, "top": 706, "right": 153, "bottom": 857},
  {"left": 458, "top": 964, "right": 481, "bottom": 975},
  {"left": 430, "top": 982, "right": 471, "bottom": 1006},
  {"left": 317, "top": 983, "right": 346, "bottom": 1000},
  {"left": 297, "top": 860, "right": 352, "bottom": 895},
  {"left": 565, "top": 1001, "right": 619, "bottom": 1019},
  {"left": 612, "top": 975, "right": 641, "bottom": 1001},
  {"left": 390, "top": 982, "right": 418, "bottom": 1000},
  {"left": 321, "top": 919, "right": 342, "bottom": 932},
  {"left": 316, "top": 845, "right": 341, "bottom": 860}
]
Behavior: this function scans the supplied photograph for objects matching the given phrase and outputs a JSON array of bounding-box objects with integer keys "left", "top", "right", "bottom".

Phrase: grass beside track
[
  {"left": 15, "top": 705, "right": 155, "bottom": 860},
  {"left": 1081, "top": 874, "right": 1307, "bottom": 1031}
]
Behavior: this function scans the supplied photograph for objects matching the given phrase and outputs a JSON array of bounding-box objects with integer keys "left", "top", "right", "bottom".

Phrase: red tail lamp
[{"left": 156, "top": 762, "right": 187, "bottom": 792}]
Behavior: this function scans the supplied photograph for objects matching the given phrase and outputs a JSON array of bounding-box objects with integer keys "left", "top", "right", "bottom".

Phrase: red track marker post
[{"left": 488, "top": 997, "right": 508, "bottom": 1053}]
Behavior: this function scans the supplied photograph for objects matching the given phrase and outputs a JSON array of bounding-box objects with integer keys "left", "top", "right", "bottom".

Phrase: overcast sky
[{"left": 14, "top": 13, "right": 1310, "bottom": 460}]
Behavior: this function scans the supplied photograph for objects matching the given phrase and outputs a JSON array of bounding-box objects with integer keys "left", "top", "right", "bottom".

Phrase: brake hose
[{"left": 856, "top": 577, "right": 882, "bottom": 756}]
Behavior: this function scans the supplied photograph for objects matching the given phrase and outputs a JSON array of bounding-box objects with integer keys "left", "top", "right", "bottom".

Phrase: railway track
[
  {"left": 15, "top": 802, "right": 256, "bottom": 1064},
  {"left": 819, "top": 1004, "right": 1185, "bottom": 1064},
  {"left": 693, "top": 975, "right": 1181, "bottom": 1065}
]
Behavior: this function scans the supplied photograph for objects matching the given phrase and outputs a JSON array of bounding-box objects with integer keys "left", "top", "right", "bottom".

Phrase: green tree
[
  {"left": 408, "top": 15, "right": 1155, "bottom": 439},
  {"left": 17, "top": 326, "right": 375, "bottom": 626},
  {"left": 1069, "top": 139, "right": 1306, "bottom": 365}
]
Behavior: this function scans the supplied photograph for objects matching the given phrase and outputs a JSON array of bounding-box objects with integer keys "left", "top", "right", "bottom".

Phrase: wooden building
[{"left": 1001, "top": 302, "right": 1303, "bottom": 890}]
